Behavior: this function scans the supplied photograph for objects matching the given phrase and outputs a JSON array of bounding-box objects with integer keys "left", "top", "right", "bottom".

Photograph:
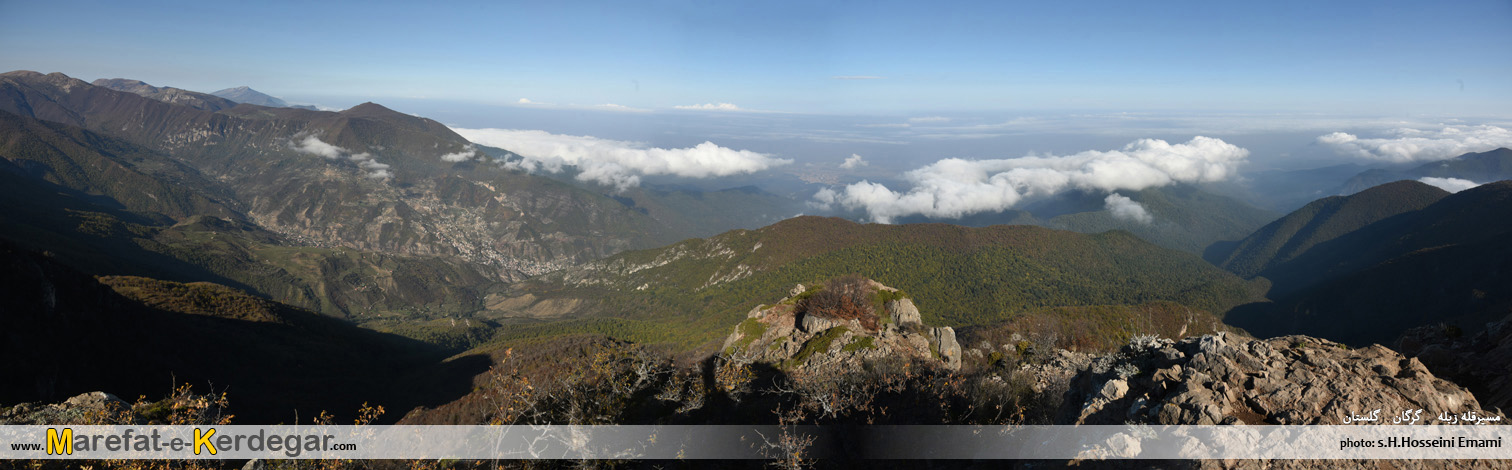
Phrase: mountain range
[
  {"left": 1216, "top": 179, "right": 1512, "bottom": 346},
  {"left": 4, "top": 68, "right": 1512, "bottom": 431},
  {"left": 0, "top": 71, "right": 803, "bottom": 322},
  {"left": 1337, "top": 148, "right": 1512, "bottom": 195},
  {"left": 210, "top": 85, "right": 318, "bottom": 110}
]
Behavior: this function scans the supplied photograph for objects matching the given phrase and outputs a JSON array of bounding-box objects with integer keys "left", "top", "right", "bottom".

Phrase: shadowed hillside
[
  {"left": 1204, "top": 180, "right": 1449, "bottom": 279},
  {"left": 1224, "top": 180, "right": 1512, "bottom": 346},
  {"left": 0, "top": 240, "right": 489, "bottom": 423}
]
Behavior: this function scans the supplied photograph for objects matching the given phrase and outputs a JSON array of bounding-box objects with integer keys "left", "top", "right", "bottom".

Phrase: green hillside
[
  {"left": 489, "top": 216, "right": 1268, "bottom": 349},
  {"left": 1045, "top": 184, "right": 1278, "bottom": 254},
  {"left": 0, "top": 109, "right": 239, "bottom": 222},
  {"left": 1205, "top": 180, "right": 1449, "bottom": 278}
]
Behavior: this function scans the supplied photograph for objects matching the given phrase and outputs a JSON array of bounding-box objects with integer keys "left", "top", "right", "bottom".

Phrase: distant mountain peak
[
  {"left": 341, "top": 102, "right": 399, "bottom": 116},
  {"left": 1337, "top": 147, "right": 1512, "bottom": 195},
  {"left": 92, "top": 78, "right": 153, "bottom": 88},
  {"left": 2, "top": 71, "right": 90, "bottom": 90},
  {"left": 90, "top": 77, "right": 238, "bottom": 112},
  {"left": 210, "top": 86, "right": 289, "bottom": 108}
]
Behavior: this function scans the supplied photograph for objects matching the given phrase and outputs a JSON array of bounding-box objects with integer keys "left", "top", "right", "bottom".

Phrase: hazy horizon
[{"left": 4, "top": 0, "right": 1510, "bottom": 221}]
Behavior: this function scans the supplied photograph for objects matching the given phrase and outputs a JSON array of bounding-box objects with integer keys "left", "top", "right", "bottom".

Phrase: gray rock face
[
  {"left": 1060, "top": 335, "right": 1500, "bottom": 426},
  {"left": 719, "top": 280, "right": 960, "bottom": 372},
  {"left": 885, "top": 299, "right": 922, "bottom": 326},
  {"left": 1397, "top": 315, "right": 1512, "bottom": 412},
  {"left": 800, "top": 313, "right": 840, "bottom": 334},
  {"left": 789, "top": 284, "right": 807, "bottom": 297},
  {"left": 930, "top": 326, "right": 962, "bottom": 371},
  {"left": 1, "top": 391, "right": 127, "bottom": 425}
]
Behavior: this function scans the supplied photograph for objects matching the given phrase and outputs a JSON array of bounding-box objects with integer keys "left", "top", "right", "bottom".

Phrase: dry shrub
[{"left": 800, "top": 274, "right": 877, "bottom": 330}]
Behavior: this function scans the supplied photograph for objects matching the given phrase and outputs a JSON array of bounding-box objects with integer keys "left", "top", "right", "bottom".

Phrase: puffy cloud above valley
[
  {"left": 1104, "top": 194, "right": 1153, "bottom": 224},
  {"left": 291, "top": 135, "right": 346, "bottom": 159},
  {"left": 840, "top": 153, "right": 868, "bottom": 169},
  {"left": 813, "top": 137, "right": 1248, "bottom": 223},
  {"left": 1317, "top": 125, "right": 1512, "bottom": 163},
  {"left": 1418, "top": 177, "right": 1482, "bottom": 193},
  {"left": 289, "top": 135, "right": 392, "bottom": 179},
  {"left": 451, "top": 127, "right": 792, "bottom": 190}
]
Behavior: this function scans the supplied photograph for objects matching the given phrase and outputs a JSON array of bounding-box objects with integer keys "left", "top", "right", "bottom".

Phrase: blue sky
[{"left": 3, "top": 0, "right": 1509, "bottom": 116}]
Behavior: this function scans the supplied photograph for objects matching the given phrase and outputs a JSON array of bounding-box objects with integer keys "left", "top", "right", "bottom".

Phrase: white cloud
[
  {"left": 816, "top": 136, "right": 1248, "bottom": 223},
  {"left": 832, "top": 76, "right": 885, "bottom": 80},
  {"left": 1104, "top": 193, "right": 1152, "bottom": 224},
  {"left": 1317, "top": 125, "right": 1512, "bottom": 163},
  {"left": 357, "top": 159, "right": 392, "bottom": 179},
  {"left": 840, "top": 153, "right": 868, "bottom": 169},
  {"left": 909, "top": 116, "right": 951, "bottom": 123},
  {"left": 288, "top": 135, "right": 393, "bottom": 179},
  {"left": 517, "top": 98, "right": 534, "bottom": 104},
  {"left": 1418, "top": 177, "right": 1482, "bottom": 193},
  {"left": 291, "top": 135, "right": 345, "bottom": 159},
  {"left": 808, "top": 187, "right": 838, "bottom": 211},
  {"left": 591, "top": 103, "right": 653, "bottom": 112},
  {"left": 674, "top": 103, "right": 742, "bottom": 111},
  {"left": 450, "top": 127, "right": 793, "bottom": 191},
  {"left": 440, "top": 146, "right": 481, "bottom": 162}
]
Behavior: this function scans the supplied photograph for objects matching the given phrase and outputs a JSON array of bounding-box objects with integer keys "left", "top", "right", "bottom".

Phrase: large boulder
[
  {"left": 885, "top": 299, "right": 922, "bottom": 326},
  {"left": 930, "top": 326, "right": 961, "bottom": 371},
  {"left": 799, "top": 313, "right": 841, "bottom": 334}
]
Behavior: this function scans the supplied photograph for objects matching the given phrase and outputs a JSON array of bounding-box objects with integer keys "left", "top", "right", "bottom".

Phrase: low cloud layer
[
  {"left": 814, "top": 137, "right": 1247, "bottom": 223},
  {"left": 1104, "top": 194, "right": 1152, "bottom": 224},
  {"left": 1418, "top": 177, "right": 1482, "bottom": 193},
  {"left": 674, "top": 103, "right": 742, "bottom": 111},
  {"left": 290, "top": 135, "right": 392, "bottom": 179},
  {"left": 1317, "top": 125, "right": 1512, "bottom": 163},
  {"left": 909, "top": 116, "right": 951, "bottom": 123},
  {"left": 451, "top": 128, "right": 792, "bottom": 190},
  {"left": 840, "top": 154, "right": 868, "bottom": 169}
]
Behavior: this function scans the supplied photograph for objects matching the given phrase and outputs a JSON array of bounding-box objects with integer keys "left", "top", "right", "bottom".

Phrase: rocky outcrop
[
  {"left": 0, "top": 391, "right": 231, "bottom": 425},
  {"left": 0, "top": 392, "right": 128, "bottom": 425},
  {"left": 1059, "top": 333, "right": 1500, "bottom": 425},
  {"left": 1398, "top": 315, "right": 1512, "bottom": 412},
  {"left": 930, "top": 326, "right": 962, "bottom": 370},
  {"left": 799, "top": 313, "right": 842, "bottom": 334},
  {"left": 721, "top": 281, "right": 961, "bottom": 372},
  {"left": 886, "top": 298, "right": 921, "bottom": 325}
]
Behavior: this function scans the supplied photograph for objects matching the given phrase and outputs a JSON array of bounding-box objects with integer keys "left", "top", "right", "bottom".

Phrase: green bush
[
  {"left": 791, "top": 326, "right": 849, "bottom": 366},
  {"left": 735, "top": 317, "right": 767, "bottom": 349},
  {"left": 842, "top": 336, "right": 876, "bottom": 352}
]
